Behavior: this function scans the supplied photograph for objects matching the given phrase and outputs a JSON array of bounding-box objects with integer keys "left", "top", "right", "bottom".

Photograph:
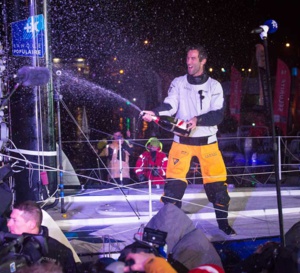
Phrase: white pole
[
  {"left": 118, "top": 139, "right": 123, "bottom": 185},
  {"left": 148, "top": 179, "right": 152, "bottom": 218},
  {"left": 278, "top": 136, "right": 281, "bottom": 180}
]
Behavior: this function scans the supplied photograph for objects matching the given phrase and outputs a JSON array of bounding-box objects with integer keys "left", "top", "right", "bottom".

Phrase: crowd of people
[
  {"left": 1, "top": 199, "right": 298, "bottom": 273},
  {"left": 0, "top": 199, "right": 228, "bottom": 273}
]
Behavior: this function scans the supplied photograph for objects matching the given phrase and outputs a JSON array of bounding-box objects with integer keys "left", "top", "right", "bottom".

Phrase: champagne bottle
[{"left": 150, "top": 115, "right": 191, "bottom": 137}]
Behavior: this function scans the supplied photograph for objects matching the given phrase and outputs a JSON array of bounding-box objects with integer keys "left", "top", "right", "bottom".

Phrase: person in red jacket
[{"left": 135, "top": 137, "right": 168, "bottom": 189}]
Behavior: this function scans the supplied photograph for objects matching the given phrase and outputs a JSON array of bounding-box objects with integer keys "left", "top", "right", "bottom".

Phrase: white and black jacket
[{"left": 153, "top": 73, "right": 225, "bottom": 145}]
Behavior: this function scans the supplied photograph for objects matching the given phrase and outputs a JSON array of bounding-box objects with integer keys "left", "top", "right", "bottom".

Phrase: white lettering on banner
[
  {"left": 278, "top": 79, "right": 286, "bottom": 113},
  {"left": 13, "top": 49, "right": 41, "bottom": 55}
]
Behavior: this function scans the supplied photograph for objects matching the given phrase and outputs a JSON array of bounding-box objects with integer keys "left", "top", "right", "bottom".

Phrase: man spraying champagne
[{"left": 142, "top": 45, "right": 236, "bottom": 236}]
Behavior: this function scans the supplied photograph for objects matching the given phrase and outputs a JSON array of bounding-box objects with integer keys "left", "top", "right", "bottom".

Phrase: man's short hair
[
  {"left": 14, "top": 200, "right": 43, "bottom": 227},
  {"left": 186, "top": 45, "right": 208, "bottom": 61}
]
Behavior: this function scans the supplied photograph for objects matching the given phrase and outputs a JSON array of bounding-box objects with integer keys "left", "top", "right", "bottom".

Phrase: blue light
[{"left": 292, "top": 67, "right": 298, "bottom": 76}]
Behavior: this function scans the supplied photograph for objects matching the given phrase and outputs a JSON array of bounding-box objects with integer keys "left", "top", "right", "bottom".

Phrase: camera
[
  {"left": 142, "top": 227, "right": 167, "bottom": 246},
  {"left": 118, "top": 227, "right": 167, "bottom": 264},
  {"left": 0, "top": 232, "right": 48, "bottom": 273}
]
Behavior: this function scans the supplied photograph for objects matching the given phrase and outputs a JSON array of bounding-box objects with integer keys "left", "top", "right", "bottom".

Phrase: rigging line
[
  {"left": 59, "top": 99, "right": 94, "bottom": 150},
  {"left": 58, "top": 98, "right": 134, "bottom": 183},
  {"left": 58, "top": 100, "right": 110, "bottom": 170},
  {"left": 58, "top": 99, "right": 141, "bottom": 219},
  {"left": 39, "top": 188, "right": 59, "bottom": 208},
  {"left": 0, "top": 151, "right": 113, "bottom": 189},
  {"left": 0, "top": 152, "right": 64, "bottom": 174},
  {"left": 282, "top": 142, "right": 300, "bottom": 163},
  {"left": 6, "top": 150, "right": 298, "bottom": 191},
  {"left": 34, "top": 87, "right": 41, "bottom": 173},
  {"left": 5, "top": 140, "right": 34, "bottom": 188},
  {"left": 22, "top": 167, "right": 298, "bottom": 235},
  {"left": 95, "top": 182, "right": 294, "bottom": 229},
  {"left": 90, "top": 127, "right": 149, "bottom": 150},
  {"left": 61, "top": 137, "right": 175, "bottom": 144},
  {"left": 37, "top": 86, "right": 46, "bottom": 170},
  {"left": 0, "top": 153, "right": 103, "bottom": 188},
  {"left": 28, "top": 162, "right": 34, "bottom": 188},
  {"left": 163, "top": 196, "right": 294, "bottom": 226},
  {"left": 46, "top": 171, "right": 300, "bottom": 223},
  {"left": 59, "top": 99, "right": 111, "bottom": 175},
  {"left": 7, "top": 139, "right": 29, "bottom": 162},
  {"left": 89, "top": 128, "right": 112, "bottom": 137}
]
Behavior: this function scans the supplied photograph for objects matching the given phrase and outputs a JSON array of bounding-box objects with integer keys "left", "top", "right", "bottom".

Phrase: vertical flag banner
[
  {"left": 256, "top": 44, "right": 271, "bottom": 122},
  {"left": 256, "top": 44, "right": 266, "bottom": 106},
  {"left": 273, "top": 59, "right": 291, "bottom": 135},
  {"left": 291, "top": 71, "right": 300, "bottom": 132},
  {"left": 11, "top": 14, "right": 45, "bottom": 57},
  {"left": 229, "top": 66, "right": 242, "bottom": 123}
]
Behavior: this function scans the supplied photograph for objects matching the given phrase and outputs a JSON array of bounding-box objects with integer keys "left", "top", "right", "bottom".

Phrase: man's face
[
  {"left": 186, "top": 49, "right": 206, "bottom": 76},
  {"left": 7, "top": 209, "right": 32, "bottom": 235}
]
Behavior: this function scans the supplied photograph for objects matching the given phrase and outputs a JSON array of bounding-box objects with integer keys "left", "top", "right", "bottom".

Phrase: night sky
[
  {"left": 44, "top": 0, "right": 300, "bottom": 138},
  {"left": 50, "top": 0, "right": 299, "bottom": 73}
]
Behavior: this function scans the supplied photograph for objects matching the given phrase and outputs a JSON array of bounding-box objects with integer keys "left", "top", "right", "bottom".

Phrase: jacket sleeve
[
  {"left": 135, "top": 153, "right": 145, "bottom": 175},
  {"left": 144, "top": 257, "right": 177, "bottom": 273},
  {"left": 162, "top": 154, "right": 168, "bottom": 174},
  {"left": 196, "top": 107, "right": 225, "bottom": 126},
  {"left": 152, "top": 102, "right": 173, "bottom": 116},
  {"left": 42, "top": 236, "right": 79, "bottom": 273},
  {"left": 122, "top": 140, "right": 133, "bottom": 155},
  {"left": 107, "top": 146, "right": 113, "bottom": 161},
  {"left": 159, "top": 153, "right": 168, "bottom": 176}
]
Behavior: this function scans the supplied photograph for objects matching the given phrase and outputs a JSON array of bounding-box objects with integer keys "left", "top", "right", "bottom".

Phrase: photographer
[{"left": 3, "top": 200, "right": 79, "bottom": 273}]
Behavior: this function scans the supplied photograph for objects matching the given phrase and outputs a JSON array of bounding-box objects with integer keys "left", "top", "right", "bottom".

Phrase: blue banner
[{"left": 11, "top": 14, "right": 45, "bottom": 57}]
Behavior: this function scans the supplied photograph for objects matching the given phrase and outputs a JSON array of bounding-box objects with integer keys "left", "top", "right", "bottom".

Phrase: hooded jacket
[{"left": 146, "top": 203, "right": 223, "bottom": 271}]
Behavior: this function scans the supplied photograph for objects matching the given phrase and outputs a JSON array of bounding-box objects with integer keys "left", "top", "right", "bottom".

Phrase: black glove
[
  {"left": 137, "top": 174, "right": 146, "bottom": 182},
  {"left": 151, "top": 167, "right": 160, "bottom": 177}
]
